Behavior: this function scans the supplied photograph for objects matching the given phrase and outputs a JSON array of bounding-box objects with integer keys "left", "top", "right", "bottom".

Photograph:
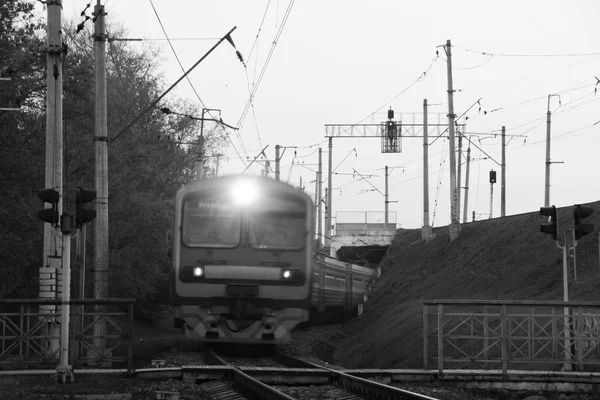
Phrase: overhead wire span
[
  {"left": 478, "top": 79, "right": 597, "bottom": 116},
  {"left": 236, "top": 0, "right": 296, "bottom": 130},
  {"left": 237, "top": 0, "right": 272, "bottom": 156},
  {"left": 340, "top": 55, "right": 439, "bottom": 135},
  {"left": 148, "top": 0, "right": 209, "bottom": 112},
  {"left": 430, "top": 98, "right": 482, "bottom": 146},
  {"left": 452, "top": 54, "right": 494, "bottom": 70},
  {"left": 453, "top": 45, "right": 600, "bottom": 57},
  {"left": 110, "top": 26, "right": 239, "bottom": 143},
  {"left": 458, "top": 54, "right": 600, "bottom": 92}
]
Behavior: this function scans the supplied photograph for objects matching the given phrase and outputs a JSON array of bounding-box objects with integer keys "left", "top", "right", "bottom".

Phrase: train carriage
[{"left": 171, "top": 175, "right": 314, "bottom": 344}]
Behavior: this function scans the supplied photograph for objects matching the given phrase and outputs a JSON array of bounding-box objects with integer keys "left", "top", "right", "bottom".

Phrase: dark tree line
[{"left": 0, "top": 0, "right": 226, "bottom": 318}]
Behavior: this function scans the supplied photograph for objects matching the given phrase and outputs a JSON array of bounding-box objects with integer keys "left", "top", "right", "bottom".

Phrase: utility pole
[
  {"left": 317, "top": 148, "right": 322, "bottom": 249},
  {"left": 457, "top": 134, "right": 463, "bottom": 224},
  {"left": 58, "top": 216, "right": 74, "bottom": 383},
  {"left": 560, "top": 230, "right": 572, "bottom": 371},
  {"left": 93, "top": 0, "right": 109, "bottom": 365},
  {"left": 444, "top": 39, "right": 460, "bottom": 241},
  {"left": 325, "top": 137, "right": 333, "bottom": 248},
  {"left": 214, "top": 153, "right": 223, "bottom": 177},
  {"left": 313, "top": 172, "right": 318, "bottom": 242},
  {"left": 275, "top": 145, "right": 280, "bottom": 181},
  {"left": 422, "top": 99, "right": 432, "bottom": 240},
  {"left": 385, "top": 166, "right": 389, "bottom": 224},
  {"left": 195, "top": 108, "right": 227, "bottom": 180},
  {"left": 91, "top": 0, "right": 108, "bottom": 364},
  {"left": 197, "top": 109, "right": 206, "bottom": 180},
  {"left": 501, "top": 126, "right": 506, "bottom": 217},
  {"left": 462, "top": 144, "right": 471, "bottom": 224},
  {"left": 43, "top": 0, "right": 64, "bottom": 273},
  {"left": 544, "top": 95, "right": 560, "bottom": 207},
  {"left": 41, "top": 0, "right": 64, "bottom": 377}
]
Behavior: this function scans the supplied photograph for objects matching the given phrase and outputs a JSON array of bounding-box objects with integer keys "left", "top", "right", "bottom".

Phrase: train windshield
[
  {"left": 248, "top": 196, "right": 307, "bottom": 250},
  {"left": 182, "top": 200, "right": 240, "bottom": 248}
]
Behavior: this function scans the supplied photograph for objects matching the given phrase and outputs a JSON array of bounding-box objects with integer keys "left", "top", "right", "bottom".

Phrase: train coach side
[{"left": 312, "top": 252, "right": 379, "bottom": 318}]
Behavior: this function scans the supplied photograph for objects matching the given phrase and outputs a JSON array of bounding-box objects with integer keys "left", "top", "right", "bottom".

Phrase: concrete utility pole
[
  {"left": 41, "top": 0, "right": 64, "bottom": 373},
  {"left": 501, "top": 126, "right": 506, "bottom": 217},
  {"left": 385, "top": 166, "right": 389, "bottom": 224},
  {"left": 93, "top": 0, "right": 108, "bottom": 301},
  {"left": 195, "top": 108, "right": 229, "bottom": 180},
  {"left": 462, "top": 145, "right": 471, "bottom": 224},
  {"left": 58, "top": 216, "right": 74, "bottom": 382},
  {"left": 444, "top": 39, "right": 461, "bottom": 241},
  {"left": 317, "top": 148, "right": 323, "bottom": 248},
  {"left": 275, "top": 145, "right": 280, "bottom": 181},
  {"left": 313, "top": 172, "right": 318, "bottom": 242},
  {"left": 457, "top": 134, "right": 463, "bottom": 223},
  {"left": 196, "top": 110, "right": 206, "bottom": 180},
  {"left": 93, "top": 0, "right": 109, "bottom": 364},
  {"left": 325, "top": 137, "right": 333, "bottom": 248},
  {"left": 43, "top": 0, "right": 64, "bottom": 271},
  {"left": 214, "top": 153, "right": 223, "bottom": 177},
  {"left": 422, "top": 99, "right": 432, "bottom": 240},
  {"left": 544, "top": 95, "right": 559, "bottom": 207}
]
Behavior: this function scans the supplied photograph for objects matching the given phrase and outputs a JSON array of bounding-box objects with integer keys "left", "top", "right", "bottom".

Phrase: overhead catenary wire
[
  {"left": 458, "top": 54, "right": 600, "bottom": 92},
  {"left": 236, "top": 0, "right": 295, "bottom": 130},
  {"left": 110, "top": 26, "right": 238, "bottom": 143},
  {"left": 241, "top": 12, "right": 266, "bottom": 154},
  {"left": 340, "top": 56, "right": 439, "bottom": 135},
  {"left": 148, "top": 0, "right": 210, "bottom": 113},
  {"left": 453, "top": 45, "right": 600, "bottom": 58}
]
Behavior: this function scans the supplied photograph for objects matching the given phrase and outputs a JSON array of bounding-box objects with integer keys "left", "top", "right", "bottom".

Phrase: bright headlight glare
[
  {"left": 193, "top": 266, "right": 204, "bottom": 277},
  {"left": 231, "top": 179, "right": 258, "bottom": 206},
  {"left": 282, "top": 270, "right": 291, "bottom": 279}
]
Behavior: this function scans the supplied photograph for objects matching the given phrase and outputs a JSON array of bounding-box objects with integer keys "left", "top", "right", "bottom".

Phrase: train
[{"left": 171, "top": 174, "right": 378, "bottom": 344}]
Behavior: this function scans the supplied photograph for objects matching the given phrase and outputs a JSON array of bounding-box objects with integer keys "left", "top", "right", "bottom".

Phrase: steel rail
[
  {"left": 295, "top": 357, "right": 441, "bottom": 400},
  {"left": 208, "top": 348, "right": 296, "bottom": 400}
]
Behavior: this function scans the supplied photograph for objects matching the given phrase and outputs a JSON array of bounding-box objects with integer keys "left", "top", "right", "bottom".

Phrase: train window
[
  {"left": 248, "top": 212, "right": 306, "bottom": 250},
  {"left": 182, "top": 201, "right": 240, "bottom": 248}
]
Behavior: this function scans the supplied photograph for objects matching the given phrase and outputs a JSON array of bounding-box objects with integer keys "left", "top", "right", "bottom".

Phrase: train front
[{"left": 172, "top": 175, "right": 314, "bottom": 344}]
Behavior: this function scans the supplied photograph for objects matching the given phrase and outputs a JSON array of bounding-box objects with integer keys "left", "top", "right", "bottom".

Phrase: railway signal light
[
  {"left": 37, "top": 188, "right": 59, "bottom": 224},
  {"left": 540, "top": 205, "right": 557, "bottom": 240},
  {"left": 75, "top": 187, "right": 96, "bottom": 226},
  {"left": 573, "top": 204, "right": 594, "bottom": 240}
]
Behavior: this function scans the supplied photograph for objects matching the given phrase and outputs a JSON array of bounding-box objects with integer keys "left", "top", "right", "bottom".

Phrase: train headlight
[
  {"left": 231, "top": 179, "right": 258, "bottom": 206},
  {"left": 193, "top": 266, "right": 204, "bottom": 277},
  {"left": 181, "top": 265, "right": 205, "bottom": 281},
  {"left": 281, "top": 269, "right": 303, "bottom": 282}
]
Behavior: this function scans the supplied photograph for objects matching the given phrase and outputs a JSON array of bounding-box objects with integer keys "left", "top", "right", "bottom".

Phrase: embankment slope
[{"left": 332, "top": 201, "right": 600, "bottom": 369}]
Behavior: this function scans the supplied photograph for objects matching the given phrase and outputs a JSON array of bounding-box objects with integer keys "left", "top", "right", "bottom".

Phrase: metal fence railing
[
  {"left": 0, "top": 298, "right": 135, "bottom": 372},
  {"left": 423, "top": 299, "right": 600, "bottom": 374}
]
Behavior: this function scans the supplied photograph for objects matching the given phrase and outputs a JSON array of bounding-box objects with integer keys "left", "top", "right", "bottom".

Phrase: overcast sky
[{"left": 59, "top": 0, "right": 600, "bottom": 229}]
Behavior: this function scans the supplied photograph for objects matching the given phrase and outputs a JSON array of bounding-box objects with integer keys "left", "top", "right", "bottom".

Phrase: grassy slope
[{"left": 332, "top": 201, "right": 600, "bottom": 369}]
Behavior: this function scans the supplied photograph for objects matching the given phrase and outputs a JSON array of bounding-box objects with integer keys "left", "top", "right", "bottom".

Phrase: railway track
[{"left": 196, "top": 348, "right": 441, "bottom": 400}]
